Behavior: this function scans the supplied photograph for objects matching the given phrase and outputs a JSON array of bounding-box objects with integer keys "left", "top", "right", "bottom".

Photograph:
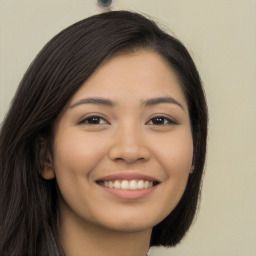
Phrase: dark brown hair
[{"left": 0, "top": 11, "right": 208, "bottom": 255}]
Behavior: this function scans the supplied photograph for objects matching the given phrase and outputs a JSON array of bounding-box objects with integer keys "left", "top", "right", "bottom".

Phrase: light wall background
[{"left": 0, "top": 1, "right": 255, "bottom": 255}]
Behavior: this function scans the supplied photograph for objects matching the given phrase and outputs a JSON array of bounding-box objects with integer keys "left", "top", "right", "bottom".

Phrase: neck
[{"left": 58, "top": 204, "right": 151, "bottom": 256}]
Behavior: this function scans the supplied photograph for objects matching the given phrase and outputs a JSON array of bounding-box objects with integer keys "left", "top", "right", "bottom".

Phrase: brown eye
[
  {"left": 79, "top": 116, "right": 109, "bottom": 125},
  {"left": 146, "top": 116, "right": 177, "bottom": 125}
]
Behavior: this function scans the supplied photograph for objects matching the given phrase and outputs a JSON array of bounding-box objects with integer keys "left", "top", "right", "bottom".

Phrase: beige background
[{"left": 0, "top": 0, "right": 255, "bottom": 255}]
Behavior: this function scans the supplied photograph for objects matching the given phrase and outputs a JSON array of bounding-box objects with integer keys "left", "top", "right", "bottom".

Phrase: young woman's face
[{"left": 51, "top": 50, "right": 193, "bottom": 233}]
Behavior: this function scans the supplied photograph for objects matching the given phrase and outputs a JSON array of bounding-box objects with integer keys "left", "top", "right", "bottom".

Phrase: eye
[
  {"left": 79, "top": 116, "right": 109, "bottom": 125},
  {"left": 146, "top": 116, "right": 177, "bottom": 125}
]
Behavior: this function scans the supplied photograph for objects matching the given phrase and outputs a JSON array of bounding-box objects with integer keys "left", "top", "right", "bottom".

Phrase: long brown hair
[{"left": 0, "top": 11, "right": 208, "bottom": 255}]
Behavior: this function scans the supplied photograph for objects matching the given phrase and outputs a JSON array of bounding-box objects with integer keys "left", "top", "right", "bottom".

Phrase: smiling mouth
[{"left": 97, "top": 180, "right": 159, "bottom": 190}]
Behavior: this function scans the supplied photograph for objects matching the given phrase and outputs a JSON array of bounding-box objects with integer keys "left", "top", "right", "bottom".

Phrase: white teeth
[
  {"left": 130, "top": 180, "right": 137, "bottom": 190},
  {"left": 137, "top": 180, "right": 144, "bottom": 189},
  {"left": 114, "top": 180, "right": 121, "bottom": 189},
  {"left": 121, "top": 180, "right": 129, "bottom": 189},
  {"left": 109, "top": 181, "right": 114, "bottom": 188},
  {"left": 101, "top": 179, "right": 155, "bottom": 190}
]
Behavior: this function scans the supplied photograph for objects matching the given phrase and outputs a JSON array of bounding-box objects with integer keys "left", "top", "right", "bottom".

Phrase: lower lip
[{"left": 98, "top": 184, "right": 157, "bottom": 200}]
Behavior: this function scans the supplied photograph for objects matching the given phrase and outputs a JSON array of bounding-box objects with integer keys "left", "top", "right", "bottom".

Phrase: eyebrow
[
  {"left": 142, "top": 96, "right": 184, "bottom": 110},
  {"left": 69, "top": 97, "right": 116, "bottom": 108},
  {"left": 69, "top": 96, "right": 184, "bottom": 110}
]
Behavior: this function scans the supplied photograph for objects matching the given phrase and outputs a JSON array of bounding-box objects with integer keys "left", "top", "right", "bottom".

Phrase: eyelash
[
  {"left": 78, "top": 116, "right": 109, "bottom": 125},
  {"left": 78, "top": 115, "right": 177, "bottom": 126},
  {"left": 146, "top": 116, "right": 178, "bottom": 126}
]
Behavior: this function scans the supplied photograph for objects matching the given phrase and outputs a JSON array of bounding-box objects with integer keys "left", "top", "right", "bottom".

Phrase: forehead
[{"left": 69, "top": 50, "right": 187, "bottom": 109}]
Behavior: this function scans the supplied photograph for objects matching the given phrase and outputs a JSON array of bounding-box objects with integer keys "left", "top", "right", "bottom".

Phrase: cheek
[
  {"left": 52, "top": 131, "right": 109, "bottom": 212},
  {"left": 151, "top": 129, "right": 193, "bottom": 212},
  {"left": 153, "top": 128, "right": 194, "bottom": 175},
  {"left": 51, "top": 131, "right": 111, "bottom": 207},
  {"left": 53, "top": 131, "right": 107, "bottom": 175}
]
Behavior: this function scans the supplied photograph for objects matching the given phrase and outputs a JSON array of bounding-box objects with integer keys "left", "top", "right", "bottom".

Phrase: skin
[{"left": 42, "top": 50, "right": 194, "bottom": 256}]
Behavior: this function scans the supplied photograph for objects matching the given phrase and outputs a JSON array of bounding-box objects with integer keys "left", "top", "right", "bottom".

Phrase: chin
[{"left": 97, "top": 213, "right": 163, "bottom": 233}]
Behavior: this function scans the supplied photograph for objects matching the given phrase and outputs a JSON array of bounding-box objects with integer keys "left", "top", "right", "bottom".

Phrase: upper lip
[{"left": 96, "top": 172, "right": 160, "bottom": 182}]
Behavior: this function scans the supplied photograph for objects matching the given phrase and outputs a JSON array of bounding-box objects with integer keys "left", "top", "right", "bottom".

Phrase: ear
[
  {"left": 190, "top": 165, "right": 195, "bottom": 174},
  {"left": 190, "top": 153, "right": 195, "bottom": 174},
  {"left": 38, "top": 137, "right": 55, "bottom": 180}
]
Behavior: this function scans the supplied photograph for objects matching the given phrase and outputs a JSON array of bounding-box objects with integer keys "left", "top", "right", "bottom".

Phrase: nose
[{"left": 108, "top": 124, "right": 150, "bottom": 164}]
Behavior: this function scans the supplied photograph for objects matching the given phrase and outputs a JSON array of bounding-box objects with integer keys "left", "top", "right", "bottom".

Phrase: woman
[{"left": 0, "top": 11, "right": 208, "bottom": 256}]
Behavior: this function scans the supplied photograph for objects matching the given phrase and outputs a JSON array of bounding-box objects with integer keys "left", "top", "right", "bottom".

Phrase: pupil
[
  {"left": 89, "top": 117, "right": 99, "bottom": 124},
  {"left": 154, "top": 118, "right": 164, "bottom": 124}
]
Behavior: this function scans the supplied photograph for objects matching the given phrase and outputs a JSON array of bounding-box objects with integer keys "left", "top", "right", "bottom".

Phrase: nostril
[{"left": 108, "top": 133, "right": 151, "bottom": 163}]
